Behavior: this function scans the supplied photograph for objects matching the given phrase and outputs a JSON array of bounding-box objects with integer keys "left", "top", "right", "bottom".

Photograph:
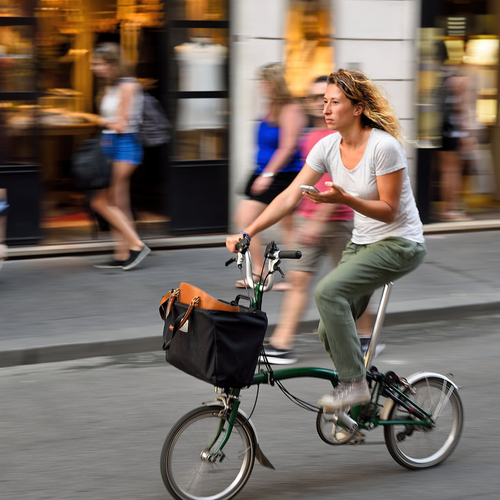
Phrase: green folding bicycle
[{"left": 160, "top": 240, "right": 463, "bottom": 500}]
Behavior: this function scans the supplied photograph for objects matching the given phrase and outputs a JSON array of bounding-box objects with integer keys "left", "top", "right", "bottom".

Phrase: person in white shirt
[{"left": 227, "top": 69, "right": 426, "bottom": 410}]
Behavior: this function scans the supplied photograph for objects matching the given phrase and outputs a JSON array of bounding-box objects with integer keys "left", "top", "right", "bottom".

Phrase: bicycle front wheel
[
  {"left": 384, "top": 376, "right": 463, "bottom": 470},
  {"left": 160, "top": 405, "right": 256, "bottom": 500}
]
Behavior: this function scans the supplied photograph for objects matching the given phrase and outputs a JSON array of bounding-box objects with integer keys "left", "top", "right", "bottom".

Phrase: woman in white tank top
[{"left": 90, "top": 43, "right": 150, "bottom": 271}]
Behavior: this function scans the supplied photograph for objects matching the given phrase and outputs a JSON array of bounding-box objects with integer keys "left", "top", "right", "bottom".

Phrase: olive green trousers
[{"left": 314, "top": 237, "right": 426, "bottom": 381}]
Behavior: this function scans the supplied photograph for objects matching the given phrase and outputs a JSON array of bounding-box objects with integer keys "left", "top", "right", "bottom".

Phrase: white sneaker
[{"left": 318, "top": 378, "right": 371, "bottom": 410}]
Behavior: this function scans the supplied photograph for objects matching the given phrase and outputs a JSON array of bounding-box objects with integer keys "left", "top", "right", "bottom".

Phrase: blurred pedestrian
[
  {"left": 260, "top": 76, "right": 376, "bottom": 365},
  {"left": 90, "top": 42, "right": 150, "bottom": 270},
  {"left": 227, "top": 69, "right": 426, "bottom": 409},
  {"left": 234, "top": 63, "right": 306, "bottom": 289},
  {"left": 437, "top": 41, "right": 476, "bottom": 221},
  {"left": 0, "top": 188, "right": 7, "bottom": 271}
]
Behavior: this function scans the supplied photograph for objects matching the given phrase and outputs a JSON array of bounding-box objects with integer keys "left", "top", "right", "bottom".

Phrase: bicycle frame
[
  {"left": 203, "top": 281, "right": 434, "bottom": 460},
  {"left": 162, "top": 243, "right": 464, "bottom": 498}
]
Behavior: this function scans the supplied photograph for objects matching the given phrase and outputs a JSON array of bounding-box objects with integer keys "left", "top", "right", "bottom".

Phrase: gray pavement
[{"left": 0, "top": 228, "right": 499, "bottom": 367}]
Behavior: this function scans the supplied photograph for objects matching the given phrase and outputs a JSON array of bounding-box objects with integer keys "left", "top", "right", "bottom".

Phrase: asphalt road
[{"left": 2, "top": 313, "right": 500, "bottom": 500}]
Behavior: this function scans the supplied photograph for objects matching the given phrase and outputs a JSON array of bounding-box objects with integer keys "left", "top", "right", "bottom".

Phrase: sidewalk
[{"left": 1, "top": 223, "right": 500, "bottom": 368}]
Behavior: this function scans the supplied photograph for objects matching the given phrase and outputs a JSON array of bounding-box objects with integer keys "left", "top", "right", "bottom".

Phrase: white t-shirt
[{"left": 306, "top": 128, "right": 425, "bottom": 245}]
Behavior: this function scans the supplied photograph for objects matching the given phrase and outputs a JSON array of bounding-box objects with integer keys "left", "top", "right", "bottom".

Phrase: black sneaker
[
  {"left": 122, "top": 245, "right": 151, "bottom": 271},
  {"left": 359, "top": 335, "right": 386, "bottom": 359},
  {"left": 93, "top": 259, "right": 126, "bottom": 269},
  {"left": 259, "top": 346, "right": 297, "bottom": 365}
]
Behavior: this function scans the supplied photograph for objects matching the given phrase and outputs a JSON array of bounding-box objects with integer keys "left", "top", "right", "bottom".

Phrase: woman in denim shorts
[{"left": 90, "top": 42, "right": 150, "bottom": 270}]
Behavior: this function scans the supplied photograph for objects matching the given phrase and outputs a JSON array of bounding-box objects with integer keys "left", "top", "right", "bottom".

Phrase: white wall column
[
  {"left": 332, "top": 0, "right": 419, "bottom": 183},
  {"left": 229, "top": 0, "right": 287, "bottom": 231}
]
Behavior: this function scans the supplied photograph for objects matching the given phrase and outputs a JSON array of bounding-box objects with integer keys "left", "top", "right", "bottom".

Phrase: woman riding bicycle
[{"left": 226, "top": 69, "right": 426, "bottom": 411}]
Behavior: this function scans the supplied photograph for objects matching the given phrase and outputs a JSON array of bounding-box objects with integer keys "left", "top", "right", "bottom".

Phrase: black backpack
[{"left": 140, "top": 93, "right": 171, "bottom": 148}]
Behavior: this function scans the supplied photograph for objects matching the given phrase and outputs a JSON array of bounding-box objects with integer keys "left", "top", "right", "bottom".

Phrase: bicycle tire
[
  {"left": 384, "top": 375, "right": 463, "bottom": 469},
  {"left": 160, "top": 405, "right": 256, "bottom": 500}
]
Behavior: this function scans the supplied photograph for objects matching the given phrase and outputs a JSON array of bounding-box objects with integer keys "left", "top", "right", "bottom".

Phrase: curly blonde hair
[
  {"left": 327, "top": 69, "right": 403, "bottom": 143},
  {"left": 259, "top": 63, "right": 294, "bottom": 120}
]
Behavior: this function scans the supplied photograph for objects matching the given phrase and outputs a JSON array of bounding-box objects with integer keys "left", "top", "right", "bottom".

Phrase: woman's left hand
[
  {"left": 250, "top": 175, "right": 274, "bottom": 195},
  {"left": 304, "top": 181, "right": 346, "bottom": 204}
]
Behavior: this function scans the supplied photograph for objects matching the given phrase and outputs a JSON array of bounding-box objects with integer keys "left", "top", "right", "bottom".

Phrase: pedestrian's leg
[
  {"left": 90, "top": 189, "right": 143, "bottom": 252},
  {"left": 439, "top": 150, "right": 463, "bottom": 216},
  {"left": 269, "top": 270, "right": 314, "bottom": 349},
  {"left": 0, "top": 188, "right": 7, "bottom": 265},
  {"left": 108, "top": 161, "right": 138, "bottom": 260}
]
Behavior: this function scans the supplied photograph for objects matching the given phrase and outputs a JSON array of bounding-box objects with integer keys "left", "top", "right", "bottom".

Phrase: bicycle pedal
[{"left": 349, "top": 432, "right": 365, "bottom": 445}]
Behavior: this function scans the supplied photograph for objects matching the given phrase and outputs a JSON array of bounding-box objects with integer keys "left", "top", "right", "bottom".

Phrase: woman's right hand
[
  {"left": 250, "top": 174, "right": 274, "bottom": 195},
  {"left": 226, "top": 234, "right": 243, "bottom": 253}
]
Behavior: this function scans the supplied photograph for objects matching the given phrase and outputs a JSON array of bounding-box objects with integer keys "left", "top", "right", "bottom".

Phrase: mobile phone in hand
[{"left": 300, "top": 185, "right": 320, "bottom": 194}]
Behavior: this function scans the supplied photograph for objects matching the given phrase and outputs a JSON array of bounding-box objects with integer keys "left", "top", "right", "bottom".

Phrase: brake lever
[
  {"left": 275, "top": 265, "right": 285, "bottom": 280},
  {"left": 225, "top": 257, "right": 236, "bottom": 267}
]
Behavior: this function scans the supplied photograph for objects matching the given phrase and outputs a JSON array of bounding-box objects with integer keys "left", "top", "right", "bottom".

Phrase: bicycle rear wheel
[
  {"left": 160, "top": 405, "right": 256, "bottom": 500},
  {"left": 384, "top": 376, "right": 463, "bottom": 469}
]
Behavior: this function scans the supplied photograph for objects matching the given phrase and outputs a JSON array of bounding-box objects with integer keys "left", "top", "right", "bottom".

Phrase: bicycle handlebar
[
  {"left": 228, "top": 239, "right": 302, "bottom": 293},
  {"left": 278, "top": 250, "right": 302, "bottom": 260}
]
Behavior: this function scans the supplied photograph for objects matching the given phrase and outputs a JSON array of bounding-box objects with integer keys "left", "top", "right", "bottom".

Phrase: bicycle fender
[
  {"left": 202, "top": 401, "right": 275, "bottom": 470},
  {"left": 379, "top": 371, "right": 459, "bottom": 421}
]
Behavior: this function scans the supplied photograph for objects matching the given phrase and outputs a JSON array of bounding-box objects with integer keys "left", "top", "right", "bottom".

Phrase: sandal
[
  {"left": 272, "top": 281, "right": 292, "bottom": 292},
  {"left": 235, "top": 273, "right": 263, "bottom": 289}
]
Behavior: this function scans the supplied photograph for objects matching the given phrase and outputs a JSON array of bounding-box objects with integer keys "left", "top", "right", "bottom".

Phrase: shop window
[
  {"left": 0, "top": 25, "right": 34, "bottom": 92},
  {"left": 0, "top": 0, "right": 33, "bottom": 17},
  {"left": 166, "top": 0, "right": 229, "bottom": 161},
  {"left": 284, "top": 0, "right": 333, "bottom": 98},
  {"left": 0, "top": 8, "right": 37, "bottom": 166}
]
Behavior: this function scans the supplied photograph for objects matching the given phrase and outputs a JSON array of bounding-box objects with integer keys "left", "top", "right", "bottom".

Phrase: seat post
[{"left": 365, "top": 282, "right": 393, "bottom": 369}]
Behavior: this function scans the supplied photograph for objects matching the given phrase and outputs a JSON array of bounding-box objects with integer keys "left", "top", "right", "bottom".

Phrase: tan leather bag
[{"left": 159, "top": 282, "right": 240, "bottom": 321}]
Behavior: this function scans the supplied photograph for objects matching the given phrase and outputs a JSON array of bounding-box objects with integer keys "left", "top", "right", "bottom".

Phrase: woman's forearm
[
  {"left": 340, "top": 193, "right": 398, "bottom": 223},
  {"left": 245, "top": 188, "right": 302, "bottom": 237}
]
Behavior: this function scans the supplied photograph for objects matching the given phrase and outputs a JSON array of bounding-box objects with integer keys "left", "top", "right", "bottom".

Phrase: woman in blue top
[{"left": 234, "top": 63, "right": 306, "bottom": 284}]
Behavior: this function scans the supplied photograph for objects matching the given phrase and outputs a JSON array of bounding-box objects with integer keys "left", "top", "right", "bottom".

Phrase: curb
[
  {"left": 1, "top": 300, "right": 499, "bottom": 369},
  {"left": 5, "top": 219, "right": 500, "bottom": 260}
]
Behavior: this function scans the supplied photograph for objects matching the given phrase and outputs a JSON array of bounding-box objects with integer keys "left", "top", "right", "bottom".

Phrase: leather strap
[
  {"left": 159, "top": 288, "right": 180, "bottom": 320},
  {"left": 164, "top": 296, "right": 200, "bottom": 350}
]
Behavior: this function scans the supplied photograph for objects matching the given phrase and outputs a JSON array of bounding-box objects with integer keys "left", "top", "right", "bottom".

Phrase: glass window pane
[
  {"left": 170, "top": 28, "right": 228, "bottom": 160},
  {"left": 0, "top": 26, "right": 35, "bottom": 92},
  {"left": 0, "top": 0, "right": 32, "bottom": 17},
  {"left": 0, "top": 101, "right": 37, "bottom": 164},
  {"left": 168, "top": 0, "right": 228, "bottom": 21}
]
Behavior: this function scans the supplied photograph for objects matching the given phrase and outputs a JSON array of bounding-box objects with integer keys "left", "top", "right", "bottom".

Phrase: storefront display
[
  {"left": 0, "top": 4, "right": 40, "bottom": 244},
  {"left": 166, "top": 0, "right": 230, "bottom": 234},
  {"left": 1, "top": 0, "right": 233, "bottom": 244},
  {"left": 284, "top": 0, "right": 333, "bottom": 98},
  {"left": 416, "top": 0, "right": 500, "bottom": 223}
]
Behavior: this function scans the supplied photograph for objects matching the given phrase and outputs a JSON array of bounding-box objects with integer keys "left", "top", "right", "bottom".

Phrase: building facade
[{"left": 1, "top": 0, "right": 499, "bottom": 246}]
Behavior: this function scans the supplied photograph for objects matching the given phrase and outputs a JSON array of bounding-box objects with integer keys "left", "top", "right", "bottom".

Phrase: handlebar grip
[
  {"left": 235, "top": 237, "right": 250, "bottom": 254},
  {"left": 278, "top": 250, "right": 302, "bottom": 260}
]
